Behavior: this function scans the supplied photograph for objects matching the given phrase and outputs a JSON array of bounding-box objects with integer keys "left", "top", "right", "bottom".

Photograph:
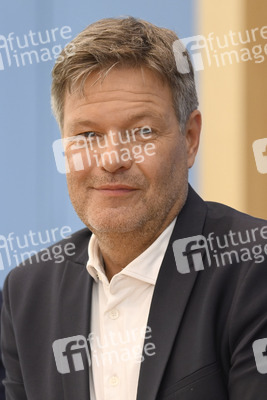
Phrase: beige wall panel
[
  {"left": 198, "top": 0, "right": 267, "bottom": 218},
  {"left": 198, "top": 0, "right": 246, "bottom": 212},
  {"left": 245, "top": 0, "right": 267, "bottom": 219}
]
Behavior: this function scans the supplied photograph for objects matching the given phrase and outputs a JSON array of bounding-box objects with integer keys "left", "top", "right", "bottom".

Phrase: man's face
[{"left": 63, "top": 67, "right": 200, "bottom": 235}]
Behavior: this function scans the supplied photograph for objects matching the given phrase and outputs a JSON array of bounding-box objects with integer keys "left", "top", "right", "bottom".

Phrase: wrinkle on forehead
[
  {"left": 69, "top": 66, "right": 170, "bottom": 101},
  {"left": 63, "top": 66, "right": 174, "bottom": 133}
]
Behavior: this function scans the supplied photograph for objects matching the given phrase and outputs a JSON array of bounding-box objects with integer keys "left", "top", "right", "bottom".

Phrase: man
[{"left": 1, "top": 17, "right": 267, "bottom": 400}]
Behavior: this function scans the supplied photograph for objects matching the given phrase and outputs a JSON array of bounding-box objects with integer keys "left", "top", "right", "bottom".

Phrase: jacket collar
[{"left": 136, "top": 185, "right": 208, "bottom": 400}]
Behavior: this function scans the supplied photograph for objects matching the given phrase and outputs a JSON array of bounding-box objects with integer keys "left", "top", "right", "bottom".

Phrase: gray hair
[{"left": 51, "top": 16, "right": 198, "bottom": 133}]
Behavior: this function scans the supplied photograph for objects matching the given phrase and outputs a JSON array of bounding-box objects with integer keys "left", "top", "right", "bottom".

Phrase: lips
[
  {"left": 93, "top": 184, "right": 138, "bottom": 196},
  {"left": 95, "top": 184, "right": 137, "bottom": 190}
]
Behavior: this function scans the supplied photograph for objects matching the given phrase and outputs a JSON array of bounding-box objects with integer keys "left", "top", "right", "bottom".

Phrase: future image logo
[
  {"left": 172, "top": 227, "right": 267, "bottom": 274},
  {"left": 173, "top": 26, "right": 267, "bottom": 74},
  {"left": 0, "top": 226, "right": 74, "bottom": 270},
  {"left": 252, "top": 138, "right": 267, "bottom": 174},
  {"left": 0, "top": 26, "right": 75, "bottom": 71},
  {"left": 52, "top": 127, "right": 156, "bottom": 174},
  {"left": 52, "top": 326, "right": 156, "bottom": 375},
  {"left": 172, "top": 235, "right": 211, "bottom": 274},
  {"left": 173, "top": 35, "right": 210, "bottom": 73},
  {"left": 252, "top": 338, "right": 267, "bottom": 374},
  {"left": 52, "top": 335, "right": 91, "bottom": 374}
]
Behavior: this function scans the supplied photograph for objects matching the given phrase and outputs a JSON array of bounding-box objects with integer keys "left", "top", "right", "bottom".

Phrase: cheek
[
  {"left": 66, "top": 158, "right": 91, "bottom": 196},
  {"left": 137, "top": 143, "right": 183, "bottom": 186},
  {"left": 153, "top": 138, "right": 185, "bottom": 167}
]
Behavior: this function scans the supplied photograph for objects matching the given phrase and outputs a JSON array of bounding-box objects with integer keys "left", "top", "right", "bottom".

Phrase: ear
[{"left": 185, "top": 110, "right": 202, "bottom": 168}]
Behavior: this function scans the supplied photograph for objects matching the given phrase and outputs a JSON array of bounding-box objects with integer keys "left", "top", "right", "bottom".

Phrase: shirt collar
[
  {"left": 86, "top": 234, "right": 106, "bottom": 282},
  {"left": 86, "top": 217, "right": 177, "bottom": 285}
]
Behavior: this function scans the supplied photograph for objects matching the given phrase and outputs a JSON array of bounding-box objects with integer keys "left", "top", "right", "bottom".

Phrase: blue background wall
[{"left": 0, "top": 0, "right": 197, "bottom": 287}]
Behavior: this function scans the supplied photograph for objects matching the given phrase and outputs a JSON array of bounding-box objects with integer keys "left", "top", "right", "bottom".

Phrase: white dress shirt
[{"left": 86, "top": 218, "right": 176, "bottom": 400}]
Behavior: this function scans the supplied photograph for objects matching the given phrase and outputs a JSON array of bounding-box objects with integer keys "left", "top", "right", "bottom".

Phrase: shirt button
[
  {"left": 109, "top": 376, "right": 119, "bottom": 386},
  {"left": 109, "top": 309, "right": 119, "bottom": 320}
]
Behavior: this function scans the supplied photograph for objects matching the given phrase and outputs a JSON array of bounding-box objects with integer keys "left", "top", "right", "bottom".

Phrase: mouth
[{"left": 93, "top": 184, "right": 138, "bottom": 196}]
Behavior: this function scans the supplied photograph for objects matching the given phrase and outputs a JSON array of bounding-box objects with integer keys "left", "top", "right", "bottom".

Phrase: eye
[
  {"left": 82, "top": 131, "right": 99, "bottom": 138},
  {"left": 140, "top": 126, "right": 152, "bottom": 135},
  {"left": 133, "top": 126, "right": 153, "bottom": 138}
]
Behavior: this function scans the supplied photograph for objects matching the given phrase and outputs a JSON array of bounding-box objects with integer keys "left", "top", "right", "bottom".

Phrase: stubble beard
[{"left": 68, "top": 170, "right": 188, "bottom": 242}]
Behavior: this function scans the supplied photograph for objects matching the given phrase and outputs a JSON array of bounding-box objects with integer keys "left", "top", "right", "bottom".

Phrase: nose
[{"left": 98, "top": 131, "right": 133, "bottom": 173}]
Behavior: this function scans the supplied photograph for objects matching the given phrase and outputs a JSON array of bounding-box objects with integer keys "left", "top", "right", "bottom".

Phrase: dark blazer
[{"left": 1, "top": 186, "right": 267, "bottom": 400}]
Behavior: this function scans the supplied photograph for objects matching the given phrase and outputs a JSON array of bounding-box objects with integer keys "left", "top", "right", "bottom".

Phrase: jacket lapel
[
  {"left": 137, "top": 186, "right": 208, "bottom": 400},
  {"left": 57, "top": 256, "right": 93, "bottom": 400}
]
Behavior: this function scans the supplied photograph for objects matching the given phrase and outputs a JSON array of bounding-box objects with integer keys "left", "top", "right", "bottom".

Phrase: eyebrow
[
  {"left": 67, "top": 120, "right": 99, "bottom": 133},
  {"left": 67, "top": 111, "right": 164, "bottom": 133},
  {"left": 125, "top": 111, "right": 164, "bottom": 124}
]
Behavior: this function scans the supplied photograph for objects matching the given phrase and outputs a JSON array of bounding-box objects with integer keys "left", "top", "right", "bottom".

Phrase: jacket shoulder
[
  {"left": 4, "top": 227, "right": 92, "bottom": 289},
  {"left": 205, "top": 201, "right": 267, "bottom": 232}
]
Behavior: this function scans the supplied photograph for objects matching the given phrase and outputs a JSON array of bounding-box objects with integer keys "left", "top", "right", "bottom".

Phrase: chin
[
  {"left": 84, "top": 212, "right": 146, "bottom": 234},
  {"left": 88, "top": 222, "right": 139, "bottom": 234}
]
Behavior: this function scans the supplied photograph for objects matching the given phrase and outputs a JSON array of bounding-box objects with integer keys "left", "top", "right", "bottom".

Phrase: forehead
[{"left": 63, "top": 67, "right": 174, "bottom": 131}]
